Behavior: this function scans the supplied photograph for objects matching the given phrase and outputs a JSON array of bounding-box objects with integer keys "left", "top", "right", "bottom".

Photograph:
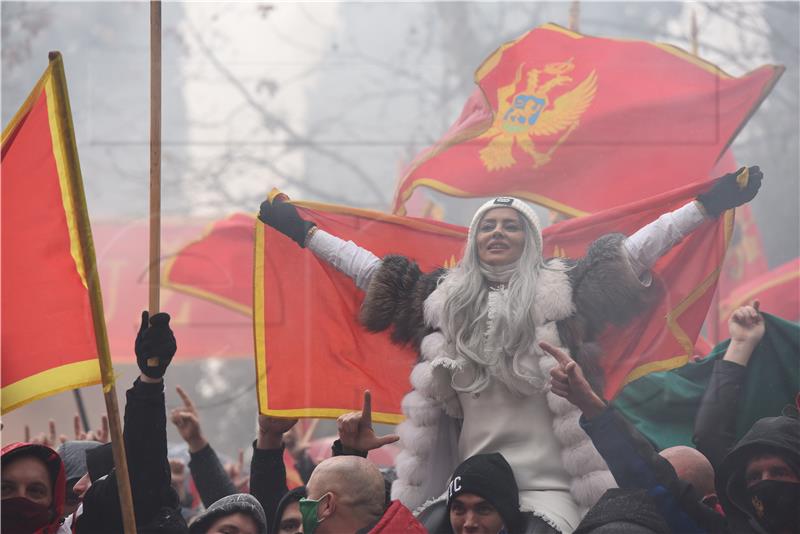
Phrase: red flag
[
  {"left": 718, "top": 258, "right": 800, "bottom": 337},
  {"left": 699, "top": 150, "right": 767, "bottom": 344},
  {"left": 253, "top": 186, "right": 728, "bottom": 420},
  {"left": 392, "top": 23, "right": 782, "bottom": 216},
  {"left": 2, "top": 55, "right": 104, "bottom": 412},
  {"left": 282, "top": 449, "right": 304, "bottom": 489},
  {"left": 88, "top": 219, "right": 254, "bottom": 361},
  {"left": 254, "top": 203, "right": 466, "bottom": 424},
  {"left": 710, "top": 152, "right": 768, "bottom": 297},
  {"left": 162, "top": 215, "right": 255, "bottom": 317},
  {"left": 543, "top": 182, "right": 732, "bottom": 397}
]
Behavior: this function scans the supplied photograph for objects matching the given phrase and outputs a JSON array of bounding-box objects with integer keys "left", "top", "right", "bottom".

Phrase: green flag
[{"left": 613, "top": 313, "right": 799, "bottom": 450}]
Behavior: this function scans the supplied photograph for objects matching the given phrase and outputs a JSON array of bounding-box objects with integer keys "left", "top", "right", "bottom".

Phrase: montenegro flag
[
  {"left": 254, "top": 202, "right": 467, "bottom": 424},
  {"left": 167, "top": 181, "right": 728, "bottom": 420},
  {"left": 2, "top": 54, "right": 104, "bottom": 413},
  {"left": 392, "top": 23, "right": 782, "bottom": 216}
]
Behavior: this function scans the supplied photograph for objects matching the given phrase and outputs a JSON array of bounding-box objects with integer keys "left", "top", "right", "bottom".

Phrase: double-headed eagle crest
[{"left": 478, "top": 59, "right": 597, "bottom": 171}]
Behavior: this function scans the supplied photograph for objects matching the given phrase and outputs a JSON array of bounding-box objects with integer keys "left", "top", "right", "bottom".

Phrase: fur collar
[{"left": 424, "top": 258, "right": 574, "bottom": 331}]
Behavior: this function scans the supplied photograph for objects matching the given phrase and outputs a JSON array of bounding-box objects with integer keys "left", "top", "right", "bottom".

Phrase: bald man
[
  {"left": 659, "top": 446, "right": 716, "bottom": 503},
  {"left": 300, "top": 456, "right": 425, "bottom": 534}
]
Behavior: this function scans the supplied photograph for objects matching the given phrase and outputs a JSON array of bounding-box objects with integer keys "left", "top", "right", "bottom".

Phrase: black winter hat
[
  {"left": 446, "top": 453, "right": 522, "bottom": 533},
  {"left": 57, "top": 440, "right": 102, "bottom": 485},
  {"left": 85, "top": 442, "right": 114, "bottom": 482}
]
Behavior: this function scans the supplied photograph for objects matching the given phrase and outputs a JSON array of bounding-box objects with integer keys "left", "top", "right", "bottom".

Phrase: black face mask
[{"left": 746, "top": 480, "right": 800, "bottom": 533}]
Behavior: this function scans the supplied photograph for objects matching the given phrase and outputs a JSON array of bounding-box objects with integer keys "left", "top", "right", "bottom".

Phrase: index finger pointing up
[
  {"left": 539, "top": 341, "right": 574, "bottom": 368},
  {"left": 362, "top": 390, "right": 373, "bottom": 426},
  {"left": 176, "top": 385, "right": 195, "bottom": 411}
]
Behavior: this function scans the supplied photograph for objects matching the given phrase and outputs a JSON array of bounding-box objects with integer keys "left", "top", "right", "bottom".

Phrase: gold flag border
[
  {"left": 393, "top": 23, "right": 784, "bottom": 217},
  {"left": 252, "top": 197, "right": 470, "bottom": 424},
  {"left": 1, "top": 55, "right": 106, "bottom": 413}
]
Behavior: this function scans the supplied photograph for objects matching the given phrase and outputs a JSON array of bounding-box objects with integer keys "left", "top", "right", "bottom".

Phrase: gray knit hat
[
  {"left": 189, "top": 493, "right": 267, "bottom": 534},
  {"left": 468, "top": 197, "right": 543, "bottom": 255},
  {"left": 56, "top": 440, "right": 102, "bottom": 485}
]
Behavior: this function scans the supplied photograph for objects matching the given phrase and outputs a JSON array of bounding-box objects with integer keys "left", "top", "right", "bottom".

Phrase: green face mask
[{"left": 299, "top": 494, "right": 327, "bottom": 534}]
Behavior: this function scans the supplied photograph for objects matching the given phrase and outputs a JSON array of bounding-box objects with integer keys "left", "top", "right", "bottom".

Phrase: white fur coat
[{"left": 390, "top": 260, "right": 616, "bottom": 527}]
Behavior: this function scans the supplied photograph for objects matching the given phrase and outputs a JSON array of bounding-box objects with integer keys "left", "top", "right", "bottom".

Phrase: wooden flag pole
[
  {"left": 149, "top": 0, "right": 162, "bottom": 321},
  {"left": 47, "top": 51, "right": 137, "bottom": 534},
  {"left": 147, "top": 1, "right": 163, "bottom": 366},
  {"left": 690, "top": 9, "right": 699, "bottom": 56}
]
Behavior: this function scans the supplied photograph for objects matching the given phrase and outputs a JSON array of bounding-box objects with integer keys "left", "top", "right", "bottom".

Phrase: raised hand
[
  {"left": 135, "top": 311, "right": 177, "bottom": 380},
  {"left": 257, "top": 195, "right": 316, "bottom": 248},
  {"left": 697, "top": 166, "right": 763, "bottom": 218},
  {"left": 540, "top": 342, "right": 607, "bottom": 419},
  {"left": 256, "top": 414, "right": 299, "bottom": 450},
  {"left": 73, "top": 414, "right": 110, "bottom": 443},
  {"left": 729, "top": 300, "right": 765, "bottom": 347},
  {"left": 337, "top": 390, "right": 399, "bottom": 452},
  {"left": 225, "top": 449, "right": 250, "bottom": 491},
  {"left": 724, "top": 300, "right": 765, "bottom": 366},
  {"left": 170, "top": 385, "right": 207, "bottom": 452},
  {"left": 26, "top": 420, "right": 64, "bottom": 447}
]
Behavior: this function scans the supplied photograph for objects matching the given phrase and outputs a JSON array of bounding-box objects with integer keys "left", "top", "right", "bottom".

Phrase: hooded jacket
[
  {"left": 1, "top": 442, "right": 66, "bottom": 534},
  {"left": 716, "top": 415, "right": 800, "bottom": 534}
]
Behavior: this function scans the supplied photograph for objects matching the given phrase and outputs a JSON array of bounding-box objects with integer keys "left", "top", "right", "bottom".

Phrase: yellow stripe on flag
[{"left": 1, "top": 359, "right": 101, "bottom": 414}]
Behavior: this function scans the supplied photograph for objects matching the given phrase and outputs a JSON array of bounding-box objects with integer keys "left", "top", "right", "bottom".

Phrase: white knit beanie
[{"left": 468, "top": 197, "right": 543, "bottom": 255}]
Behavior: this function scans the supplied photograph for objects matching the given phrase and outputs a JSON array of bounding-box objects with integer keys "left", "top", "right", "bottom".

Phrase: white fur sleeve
[
  {"left": 307, "top": 229, "right": 382, "bottom": 291},
  {"left": 624, "top": 201, "right": 707, "bottom": 284}
]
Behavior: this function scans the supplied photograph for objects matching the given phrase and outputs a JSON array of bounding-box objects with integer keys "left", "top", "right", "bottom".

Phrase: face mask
[
  {"left": 746, "top": 479, "right": 800, "bottom": 533},
  {"left": 1, "top": 496, "right": 53, "bottom": 533},
  {"left": 299, "top": 494, "right": 328, "bottom": 534}
]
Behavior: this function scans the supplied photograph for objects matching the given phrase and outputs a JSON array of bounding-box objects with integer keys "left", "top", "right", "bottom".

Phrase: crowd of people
[{"left": 3, "top": 167, "right": 799, "bottom": 534}]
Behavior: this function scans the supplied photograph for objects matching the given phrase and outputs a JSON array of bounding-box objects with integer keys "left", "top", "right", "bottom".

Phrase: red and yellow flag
[
  {"left": 162, "top": 214, "right": 256, "bottom": 318},
  {"left": 254, "top": 202, "right": 467, "bottom": 424},
  {"left": 250, "top": 185, "right": 728, "bottom": 420},
  {"left": 710, "top": 151, "right": 768, "bottom": 298},
  {"left": 392, "top": 23, "right": 782, "bottom": 216},
  {"left": 2, "top": 54, "right": 104, "bottom": 412},
  {"left": 718, "top": 258, "right": 800, "bottom": 338},
  {"left": 543, "top": 181, "right": 732, "bottom": 397}
]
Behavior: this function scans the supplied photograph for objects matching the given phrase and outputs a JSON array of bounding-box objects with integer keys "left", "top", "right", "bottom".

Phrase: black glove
[
  {"left": 697, "top": 166, "right": 763, "bottom": 218},
  {"left": 135, "top": 311, "right": 177, "bottom": 379},
  {"left": 258, "top": 197, "right": 316, "bottom": 248}
]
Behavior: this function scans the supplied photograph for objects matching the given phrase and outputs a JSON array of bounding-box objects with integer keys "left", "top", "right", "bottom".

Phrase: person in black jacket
[
  {"left": 169, "top": 391, "right": 308, "bottom": 534},
  {"left": 73, "top": 311, "right": 187, "bottom": 533},
  {"left": 694, "top": 301, "right": 767, "bottom": 469},
  {"left": 715, "top": 414, "right": 800, "bottom": 534},
  {"left": 249, "top": 415, "right": 302, "bottom": 533},
  {"left": 170, "top": 385, "right": 237, "bottom": 509},
  {"left": 541, "top": 342, "right": 726, "bottom": 534}
]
